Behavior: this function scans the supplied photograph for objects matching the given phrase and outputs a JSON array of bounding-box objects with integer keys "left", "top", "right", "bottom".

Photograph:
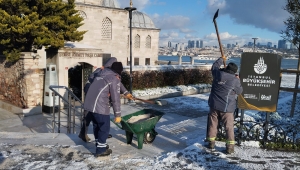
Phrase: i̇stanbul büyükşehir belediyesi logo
[{"left": 254, "top": 57, "right": 267, "bottom": 74}]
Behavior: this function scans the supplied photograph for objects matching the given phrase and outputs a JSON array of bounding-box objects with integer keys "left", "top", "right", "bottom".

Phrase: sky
[
  {"left": 116, "top": 0, "right": 290, "bottom": 47},
  {"left": 1, "top": 74, "right": 299, "bottom": 169}
]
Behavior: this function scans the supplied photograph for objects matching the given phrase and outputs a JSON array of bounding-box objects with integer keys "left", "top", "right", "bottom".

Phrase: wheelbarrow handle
[
  {"left": 110, "top": 118, "right": 123, "bottom": 130},
  {"left": 110, "top": 118, "right": 136, "bottom": 134}
]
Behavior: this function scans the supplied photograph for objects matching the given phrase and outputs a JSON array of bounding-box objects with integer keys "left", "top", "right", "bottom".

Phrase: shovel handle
[
  {"left": 213, "top": 9, "right": 226, "bottom": 68},
  {"left": 133, "top": 97, "right": 156, "bottom": 105}
]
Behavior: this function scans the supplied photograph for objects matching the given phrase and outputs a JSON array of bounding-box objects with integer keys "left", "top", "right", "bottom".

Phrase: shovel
[
  {"left": 133, "top": 97, "right": 156, "bottom": 105},
  {"left": 124, "top": 94, "right": 168, "bottom": 106},
  {"left": 133, "top": 97, "right": 168, "bottom": 106}
]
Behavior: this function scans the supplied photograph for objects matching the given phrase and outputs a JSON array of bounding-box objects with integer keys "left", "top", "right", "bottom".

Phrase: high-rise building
[
  {"left": 196, "top": 40, "right": 200, "bottom": 48},
  {"left": 278, "top": 40, "right": 287, "bottom": 49},
  {"left": 175, "top": 43, "right": 180, "bottom": 51},
  {"left": 267, "top": 42, "right": 272, "bottom": 48},
  {"left": 175, "top": 43, "right": 185, "bottom": 51},
  {"left": 168, "top": 41, "right": 172, "bottom": 48},
  {"left": 227, "top": 44, "right": 231, "bottom": 48},
  {"left": 200, "top": 40, "right": 203, "bottom": 48},
  {"left": 188, "top": 40, "right": 195, "bottom": 48}
]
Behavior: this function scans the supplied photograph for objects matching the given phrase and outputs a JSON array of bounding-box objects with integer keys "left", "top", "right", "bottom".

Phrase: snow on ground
[{"left": 0, "top": 74, "right": 300, "bottom": 169}]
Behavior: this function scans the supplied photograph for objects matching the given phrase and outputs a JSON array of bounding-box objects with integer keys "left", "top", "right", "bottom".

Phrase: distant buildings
[
  {"left": 278, "top": 40, "right": 287, "bottom": 49},
  {"left": 196, "top": 40, "right": 200, "bottom": 48},
  {"left": 168, "top": 41, "right": 172, "bottom": 48},
  {"left": 166, "top": 39, "right": 292, "bottom": 51},
  {"left": 186, "top": 40, "right": 203, "bottom": 48},
  {"left": 188, "top": 40, "right": 195, "bottom": 48},
  {"left": 175, "top": 43, "right": 185, "bottom": 51}
]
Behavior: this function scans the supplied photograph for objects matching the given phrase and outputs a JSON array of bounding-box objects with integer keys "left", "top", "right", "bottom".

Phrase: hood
[
  {"left": 95, "top": 67, "right": 117, "bottom": 78},
  {"left": 103, "top": 57, "right": 117, "bottom": 68}
]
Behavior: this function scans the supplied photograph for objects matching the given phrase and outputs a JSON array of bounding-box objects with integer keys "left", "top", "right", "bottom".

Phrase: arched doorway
[{"left": 68, "top": 62, "right": 93, "bottom": 101}]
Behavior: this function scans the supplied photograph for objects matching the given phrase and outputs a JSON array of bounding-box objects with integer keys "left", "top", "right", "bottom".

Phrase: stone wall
[{"left": 0, "top": 53, "right": 44, "bottom": 109}]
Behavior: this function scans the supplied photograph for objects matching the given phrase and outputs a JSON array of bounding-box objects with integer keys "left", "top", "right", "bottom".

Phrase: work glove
[
  {"left": 115, "top": 117, "right": 121, "bottom": 123},
  {"left": 125, "top": 93, "right": 135, "bottom": 100}
]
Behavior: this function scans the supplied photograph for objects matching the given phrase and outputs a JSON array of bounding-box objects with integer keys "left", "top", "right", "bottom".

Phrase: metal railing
[
  {"left": 49, "top": 85, "right": 84, "bottom": 134},
  {"left": 216, "top": 108, "right": 299, "bottom": 149}
]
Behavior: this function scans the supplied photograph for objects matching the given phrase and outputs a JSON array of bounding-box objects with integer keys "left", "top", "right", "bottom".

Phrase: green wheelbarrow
[{"left": 111, "top": 109, "right": 164, "bottom": 149}]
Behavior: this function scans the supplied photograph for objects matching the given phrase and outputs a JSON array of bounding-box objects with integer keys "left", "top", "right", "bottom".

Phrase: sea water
[{"left": 158, "top": 56, "right": 299, "bottom": 70}]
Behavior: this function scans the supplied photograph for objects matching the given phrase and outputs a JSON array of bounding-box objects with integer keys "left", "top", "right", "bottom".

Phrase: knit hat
[
  {"left": 111, "top": 62, "right": 123, "bottom": 75},
  {"left": 226, "top": 62, "right": 238, "bottom": 73}
]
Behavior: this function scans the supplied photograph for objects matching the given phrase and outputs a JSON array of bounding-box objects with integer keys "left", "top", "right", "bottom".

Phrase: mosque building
[
  {"left": 42, "top": 0, "right": 161, "bottom": 109},
  {"left": 74, "top": 0, "right": 161, "bottom": 66}
]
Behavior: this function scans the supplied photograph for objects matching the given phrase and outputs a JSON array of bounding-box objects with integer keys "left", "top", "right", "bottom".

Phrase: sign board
[{"left": 237, "top": 52, "right": 281, "bottom": 112}]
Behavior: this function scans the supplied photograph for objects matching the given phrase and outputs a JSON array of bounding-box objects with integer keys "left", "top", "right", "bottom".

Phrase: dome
[
  {"left": 131, "top": 11, "right": 156, "bottom": 29},
  {"left": 100, "top": 0, "right": 119, "bottom": 8}
]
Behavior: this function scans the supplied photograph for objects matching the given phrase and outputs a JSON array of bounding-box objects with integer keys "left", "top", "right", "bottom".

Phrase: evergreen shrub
[{"left": 121, "top": 69, "right": 212, "bottom": 90}]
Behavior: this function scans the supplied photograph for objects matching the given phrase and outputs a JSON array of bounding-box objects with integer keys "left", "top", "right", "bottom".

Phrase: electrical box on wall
[{"left": 42, "top": 64, "right": 59, "bottom": 113}]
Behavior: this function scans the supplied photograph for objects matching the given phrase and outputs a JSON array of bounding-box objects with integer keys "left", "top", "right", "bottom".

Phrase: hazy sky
[{"left": 117, "top": 0, "right": 290, "bottom": 47}]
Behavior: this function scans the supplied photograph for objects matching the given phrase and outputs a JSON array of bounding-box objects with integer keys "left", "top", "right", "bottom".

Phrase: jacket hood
[
  {"left": 95, "top": 67, "right": 117, "bottom": 78},
  {"left": 103, "top": 57, "right": 117, "bottom": 68}
]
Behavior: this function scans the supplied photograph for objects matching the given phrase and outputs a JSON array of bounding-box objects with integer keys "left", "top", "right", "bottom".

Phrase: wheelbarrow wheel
[{"left": 143, "top": 129, "right": 157, "bottom": 144}]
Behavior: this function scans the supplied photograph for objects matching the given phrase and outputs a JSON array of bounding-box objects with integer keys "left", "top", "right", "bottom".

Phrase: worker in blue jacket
[
  {"left": 79, "top": 58, "right": 133, "bottom": 143},
  {"left": 84, "top": 61, "right": 125, "bottom": 157},
  {"left": 206, "top": 56, "right": 243, "bottom": 154}
]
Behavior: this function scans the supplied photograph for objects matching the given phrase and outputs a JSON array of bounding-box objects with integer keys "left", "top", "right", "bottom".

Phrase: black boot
[
  {"left": 84, "top": 122, "right": 91, "bottom": 142},
  {"left": 95, "top": 149, "right": 112, "bottom": 157},
  {"left": 78, "top": 127, "right": 88, "bottom": 142},
  {"left": 78, "top": 121, "right": 91, "bottom": 142}
]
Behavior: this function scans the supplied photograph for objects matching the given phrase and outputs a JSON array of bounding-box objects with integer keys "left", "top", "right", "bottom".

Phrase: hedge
[{"left": 121, "top": 69, "right": 212, "bottom": 90}]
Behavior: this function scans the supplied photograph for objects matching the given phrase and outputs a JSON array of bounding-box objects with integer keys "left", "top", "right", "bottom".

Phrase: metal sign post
[{"left": 237, "top": 52, "right": 282, "bottom": 146}]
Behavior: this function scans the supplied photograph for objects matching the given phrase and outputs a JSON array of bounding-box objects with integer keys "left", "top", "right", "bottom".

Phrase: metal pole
[
  {"left": 58, "top": 98, "right": 61, "bottom": 133},
  {"left": 72, "top": 99, "right": 75, "bottom": 134},
  {"left": 52, "top": 94, "right": 55, "bottom": 133},
  {"left": 238, "top": 109, "right": 244, "bottom": 145},
  {"left": 125, "top": 1, "right": 136, "bottom": 94},
  {"left": 129, "top": 11, "right": 133, "bottom": 94},
  {"left": 68, "top": 95, "right": 71, "bottom": 133},
  {"left": 263, "top": 112, "right": 270, "bottom": 148}
]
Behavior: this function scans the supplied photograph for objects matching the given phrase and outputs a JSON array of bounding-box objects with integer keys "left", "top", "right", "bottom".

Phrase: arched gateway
[{"left": 45, "top": 44, "right": 109, "bottom": 105}]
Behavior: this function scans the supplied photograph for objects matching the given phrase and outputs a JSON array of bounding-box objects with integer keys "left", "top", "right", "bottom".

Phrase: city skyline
[
  {"left": 117, "top": 0, "right": 290, "bottom": 47},
  {"left": 165, "top": 38, "right": 290, "bottom": 49}
]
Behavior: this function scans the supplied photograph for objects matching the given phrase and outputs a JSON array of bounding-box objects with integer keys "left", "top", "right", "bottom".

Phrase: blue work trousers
[{"left": 91, "top": 112, "right": 110, "bottom": 154}]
